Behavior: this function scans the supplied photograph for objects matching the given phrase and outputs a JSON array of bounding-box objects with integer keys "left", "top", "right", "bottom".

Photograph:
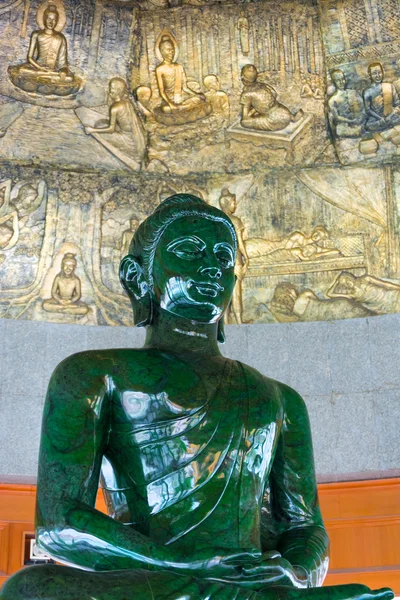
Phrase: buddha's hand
[
  {"left": 216, "top": 551, "right": 308, "bottom": 590},
  {"left": 161, "top": 547, "right": 263, "bottom": 580}
]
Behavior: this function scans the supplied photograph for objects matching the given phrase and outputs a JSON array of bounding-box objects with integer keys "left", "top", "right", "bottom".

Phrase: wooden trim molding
[{"left": 0, "top": 479, "right": 399, "bottom": 591}]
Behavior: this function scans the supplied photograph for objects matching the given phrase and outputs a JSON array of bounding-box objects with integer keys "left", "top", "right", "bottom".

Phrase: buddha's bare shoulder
[
  {"left": 53, "top": 347, "right": 168, "bottom": 377},
  {"left": 239, "top": 360, "right": 306, "bottom": 409}
]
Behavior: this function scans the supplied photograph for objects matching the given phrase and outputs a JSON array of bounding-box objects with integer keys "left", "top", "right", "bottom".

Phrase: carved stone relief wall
[{"left": 0, "top": 0, "right": 400, "bottom": 326}]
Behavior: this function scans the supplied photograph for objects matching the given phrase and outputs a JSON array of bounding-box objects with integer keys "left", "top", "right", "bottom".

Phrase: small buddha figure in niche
[
  {"left": 363, "top": 62, "right": 400, "bottom": 132},
  {"left": 42, "top": 252, "right": 88, "bottom": 316},
  {"left": 84, "top": 77, "right": 147, "bottom": 169},
  {"left": 204, "top": 74, "right": 230, "bottom": 120},
  {"left": 218, "top": 187, "right": 249, "bottom": 324},
  {"left": 328, "top": 69, "right": 365, "bottom": 138},
  {"left": 1, "top": 195, "right": 394, "bottom": 600},
  {"left": 240, "top": 64, "right": 303, "bottom": 131},
  {"left": 8, "top": 4, "right": 80, "bottom": 96},
  {"left": 155, "top": 35, "right": 212, "bottom": 125}
]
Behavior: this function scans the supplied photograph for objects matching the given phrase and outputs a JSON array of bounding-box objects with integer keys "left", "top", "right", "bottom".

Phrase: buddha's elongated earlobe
[
  {"left": 119, "top": 255, "right": 153, "bottom": 327},
  {"left": 217, "top": 316, "right": 225, "bottom": 343}
]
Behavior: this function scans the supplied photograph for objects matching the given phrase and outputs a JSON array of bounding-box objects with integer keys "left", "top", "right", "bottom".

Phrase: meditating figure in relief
[
  {"left": 363, "top": 62, "right": 400, "bottom": 132},
  {"left": 43, "top": 253, "right": 88, "bottom": 316},
  {"left": 155, "top": 35, "right": 212, "bottom": 125},
  {"left": 8, "top": 4, "right": 80, "bottom": 96},
  {"left": 240, "top": 64, "right": 303, "bottom": 132}
]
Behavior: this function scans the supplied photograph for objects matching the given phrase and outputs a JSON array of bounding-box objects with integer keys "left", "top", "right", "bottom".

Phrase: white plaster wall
[{"left": 0, "top": 315, "right": 399, "bottom": 482}]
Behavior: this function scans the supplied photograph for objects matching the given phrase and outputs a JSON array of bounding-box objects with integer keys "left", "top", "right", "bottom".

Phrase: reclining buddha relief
[
  {"left": 1, "top": 0, "right": 400, "bottom": 327},
  {"left": 0, "top": 161, "right": 399, "bottom": 327}
]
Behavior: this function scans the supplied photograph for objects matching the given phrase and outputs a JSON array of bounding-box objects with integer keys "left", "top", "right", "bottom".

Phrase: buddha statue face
[
  {"left": 120, "top": 195, "right": 237, "bottom": 330},
  {"left": 152, "top": 215, "right": 236, "bottom": 323},
  {"left": 43, "top": 7, "right": 59, "bottom": 31},
  {"left": 61, "top": 256, "right": 77, "bottom": 277},
  {"left": 160, "top": 39, "right": 175, "bottom": 63}
]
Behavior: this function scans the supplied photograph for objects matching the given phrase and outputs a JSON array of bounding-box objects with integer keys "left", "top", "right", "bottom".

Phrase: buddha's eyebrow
[
  {"left": 214, "top": 242, "right": 234, "bottom": 258},
  {"left": 167, "top": 235, "right": 206, "bottom": 252}
]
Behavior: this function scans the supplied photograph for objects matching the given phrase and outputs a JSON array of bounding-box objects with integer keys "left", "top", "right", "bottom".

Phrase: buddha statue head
[
  {"left": 160, "top": 36, "right": 175, "bottom": 63},
  {"left": 120, "top": 194, "right": 237, "bottom": 341},
  {"left": 61, "top": 253, "right": 77, "bottom": 277},
  {"left": 43, "top": 4, "right": 59, "bottom": 31}
]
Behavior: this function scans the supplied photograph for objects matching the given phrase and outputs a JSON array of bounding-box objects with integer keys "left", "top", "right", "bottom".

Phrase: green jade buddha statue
[{"left": 1, "top": 195, "right": 394, "bottom": 600}]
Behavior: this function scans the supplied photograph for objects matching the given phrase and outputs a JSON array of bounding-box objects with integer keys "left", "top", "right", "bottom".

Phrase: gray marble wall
[{"left": 0, "top": 315, "right": 399, "bottom": 483}]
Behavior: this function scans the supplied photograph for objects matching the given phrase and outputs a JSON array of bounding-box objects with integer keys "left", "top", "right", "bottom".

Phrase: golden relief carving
[
  {"left": 0, "top": 0, "right": 400, "bottom": 327},
  {"left": 8, "top": 1, "right": 82, "bottom": 97},
  {"left": 42, "top": 252, "right": 89, "bottom": 316}
]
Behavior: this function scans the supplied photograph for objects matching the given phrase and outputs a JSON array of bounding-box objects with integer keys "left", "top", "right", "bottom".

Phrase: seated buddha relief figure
[
  {"left": 363, "top": 62, "right": 400, "bottom": 133},
  {"left": 240, "top": 65, "right": 303, "bottom": 132},
  {"left": 1, "top": 195, "right": 394, "bottom": 600},
  {"left": 8, "top": 3, "right": 81, "bottom": 97},
  {"left": 154, "top": 34, "right": 212, "bottom": 125},
  {"left": 42, "top": 252, "right": 89, "bottom": 316}
]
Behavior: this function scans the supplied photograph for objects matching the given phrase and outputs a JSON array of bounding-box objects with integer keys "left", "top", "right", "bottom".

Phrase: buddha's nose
[{"left": 200, "top": 266, "right": 222, "bottom": 279}]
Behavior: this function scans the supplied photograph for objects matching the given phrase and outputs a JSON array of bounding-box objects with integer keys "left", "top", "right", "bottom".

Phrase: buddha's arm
[
  {"left": 57, "top": 36, "right": 68, "bottom": 71},
  {"left": 71, "top": 277, "right": 82, "bottom": 303},
  {"left": 363, "top": 90, "right": 382, "bottom": 120},
  {"left": 363, "top": 275, "right": 400, "bottom": 291},
  {"left": 156, "top": 68, "right": 173, "bottom": 107},
  {"left": 35, "top": 353, "right": 242, "bottom": 577},
  {"left": 237, "top": 227, "right": 249, "bottom": 272},
  {"left": 85, "top": 106, "right": 118, "bottom": 134},
  {"left": 27, "top": 33, "right": 42, "bottom": 70},
  {"left": 268, "top": 384, "right": 329, "bottom": 587},
  {"left": 50, "top": 275, "right": 63, "bottom": 303}
]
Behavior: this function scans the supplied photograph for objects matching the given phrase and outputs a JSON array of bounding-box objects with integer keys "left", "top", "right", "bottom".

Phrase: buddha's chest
[
  {"left": 106, "top": 364, "right": 282, "bottom": 505},
  {"left": 36, "top": 33, "right": 62, "bottom": 57}
]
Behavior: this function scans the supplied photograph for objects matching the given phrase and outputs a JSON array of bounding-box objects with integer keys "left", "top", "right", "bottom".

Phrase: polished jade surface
[{"left": 1, "top": 195, "right": 394, "bottom": 600}]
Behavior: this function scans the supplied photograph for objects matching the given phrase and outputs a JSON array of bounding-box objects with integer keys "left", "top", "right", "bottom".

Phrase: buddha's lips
[{"left": 189, "top": 281, "right": 224, "bottom": 298}]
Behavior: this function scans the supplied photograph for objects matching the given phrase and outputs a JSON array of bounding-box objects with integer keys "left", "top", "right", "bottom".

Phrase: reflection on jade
[{"left": 1, "top": 195, "right": 394, "bottom": 600}]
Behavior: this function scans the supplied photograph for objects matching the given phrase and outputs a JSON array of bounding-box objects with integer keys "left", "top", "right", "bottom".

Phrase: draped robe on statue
[{"left": 1, "top": 351, "right": 329, "bottom": 600}]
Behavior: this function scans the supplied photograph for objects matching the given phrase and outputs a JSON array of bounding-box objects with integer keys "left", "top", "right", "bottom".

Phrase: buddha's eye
[
  {"left": 214, "top": 244, "right": 235, "bottom": 269},
  {"left": 167, "top": 237, "right": 205, "bottom": 260}
]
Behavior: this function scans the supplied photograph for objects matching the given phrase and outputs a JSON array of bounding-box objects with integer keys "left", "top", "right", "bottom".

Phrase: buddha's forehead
[{"left": 159, "top": 214, "right": 235, "bottom": 247}]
